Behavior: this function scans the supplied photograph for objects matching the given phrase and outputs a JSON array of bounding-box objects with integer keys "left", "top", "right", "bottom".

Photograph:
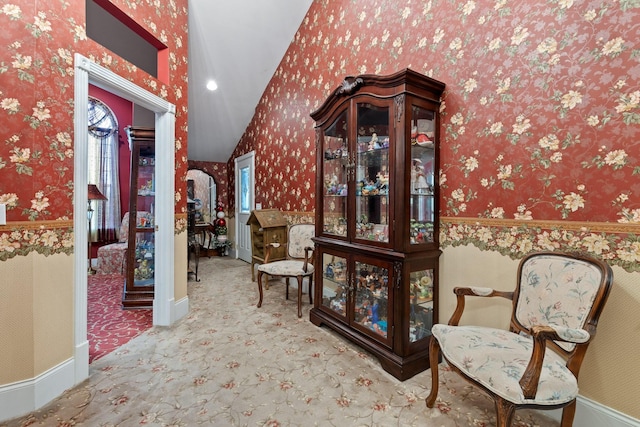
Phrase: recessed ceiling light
[{"left": 206, "top": 80, "right": 218, "bottom": 91}]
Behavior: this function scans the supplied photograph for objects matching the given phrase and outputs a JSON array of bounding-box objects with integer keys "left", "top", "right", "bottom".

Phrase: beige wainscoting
[{"left": 0, "top": 252, "right": 73, "bottom": 384}]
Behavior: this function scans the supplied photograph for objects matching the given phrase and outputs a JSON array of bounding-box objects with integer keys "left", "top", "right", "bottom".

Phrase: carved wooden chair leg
[
  {"left": 426, "top": 337, "right": 441, "bottom": 408},
  {"left": 308, "top": 276, "right": 313, "bottom": 304},
  {"left": 285, "top": 277, "right": 290, "bottom": 300},
  {"left": 494, "top": 399, "right": 516, "bottom": 427},
  {"left": 561, "top": 401, "right": 577, "bottom": 427},
  {"left": 296, "top": 275, "right": 303, "bottom": 318},
  {"left": 256, "top": 270, "right": 264, "bottom": 308},
  {"left": 193, "top": 241, "right": 200, "bottom": 281}
]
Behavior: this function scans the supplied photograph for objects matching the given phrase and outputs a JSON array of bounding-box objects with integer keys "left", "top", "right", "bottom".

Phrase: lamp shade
[{"left": 88, "top": 184, "right": 107, "bottom": 201}]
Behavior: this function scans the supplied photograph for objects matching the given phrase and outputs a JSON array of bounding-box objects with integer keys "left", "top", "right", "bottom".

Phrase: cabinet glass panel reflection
[
  {"left": 355, "top": 103, "right": 390, "bottom": 243},
  {"left": 409, "top": 268, "right": 434, "bottom": 342},
  {"left": 321, "top": 253, "right": 347, "bottom": 317},
  {"left": 322, "top": 110, "right": 348, "bottom": 237},
  {"left": 354, "top": 261, "right": 389, "bottom": 338},
  {"left": 409, "top": 105, "right": 436, "bottom": 244}
]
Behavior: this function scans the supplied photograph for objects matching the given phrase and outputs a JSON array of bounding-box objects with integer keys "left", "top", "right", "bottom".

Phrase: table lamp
[{"left": 87, "top": 184, "right": 107, "bottom": 275}]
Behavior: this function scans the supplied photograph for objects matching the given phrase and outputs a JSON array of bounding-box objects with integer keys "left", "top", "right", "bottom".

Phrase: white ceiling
[{"left": 187, "top": 0, "right": 314, "bottom": 163}]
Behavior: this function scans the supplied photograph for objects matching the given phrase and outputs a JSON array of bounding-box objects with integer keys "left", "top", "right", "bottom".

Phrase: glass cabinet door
[
  {"left": 409, "top": 268, "right": 434, "bottom": 342},
  {"left": 133, "top": 229, "right": 154, "bottom": 285},
  {"left": 320, "top": 252, "right": 348, "bottom": 318},
  {"left": 133, "top": 156, "right": 155, "bottom": 286},
  {"left": 409, "top": 105, "right": 436, "bottom": 244},
  {"left": 321, "top": 111, "right": 349, "bottom": 238},
  {"left": 353, "top": 260, "right": 390, "bottom": 341},
  {"left": 355, "top": 103, "right": 390, "bottom": 244}
]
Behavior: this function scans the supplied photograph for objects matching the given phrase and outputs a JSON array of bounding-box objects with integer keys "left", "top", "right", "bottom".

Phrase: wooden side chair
[
  {"left": 256, "top": 223, "right": 315, "bottom": 318},
  {"left": 426, "top": 251, "right": 613, "bottom": 427}
]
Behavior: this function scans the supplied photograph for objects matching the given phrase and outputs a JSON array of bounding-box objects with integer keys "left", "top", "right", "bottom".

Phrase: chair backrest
[
  {"left": 287, "top": 223, "right": 315, "bottom": 260},
  {"left": 118, "top": 212, "right": 130, "bottom": 242},
  {"left": 511, "top": 251, "right": 613, "bottom": 358},
  {"left": 117, "top": 211, "right": 150, "bottom": 242}
]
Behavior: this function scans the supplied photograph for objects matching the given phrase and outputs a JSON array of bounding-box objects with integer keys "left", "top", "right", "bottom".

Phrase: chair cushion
[
  {"left": 257, "top": 260, "right": 314, "bottom": 277},
  {"left": 433, "top": 324, "right": 578, "bottom": 406}
]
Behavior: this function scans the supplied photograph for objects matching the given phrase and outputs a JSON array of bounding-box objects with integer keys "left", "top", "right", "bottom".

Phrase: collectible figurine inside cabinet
[
  {"left": 409, "top": 270, "right": 434, "bottom": 342},
  {"left": 353, "top": 265, "right": 389, "bottom": 337},
  {"left": 411, "top": 158, "right": 431, "bottom": 194},
  {"left": 323, "top": 258, "right": 347, "bottom": 316}
]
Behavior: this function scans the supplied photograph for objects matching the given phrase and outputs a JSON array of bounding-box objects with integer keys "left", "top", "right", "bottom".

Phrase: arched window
[{"left": 88, "top": 97, "right": 121, "bottom": 242}]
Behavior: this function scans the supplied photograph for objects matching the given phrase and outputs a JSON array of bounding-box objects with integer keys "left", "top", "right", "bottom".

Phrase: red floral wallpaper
[
  {"left": 230, "top": 0, "right": 640, "bottom": 270},
  {"left": 0, "top": 0, "right": 189, "bottom": 258}
]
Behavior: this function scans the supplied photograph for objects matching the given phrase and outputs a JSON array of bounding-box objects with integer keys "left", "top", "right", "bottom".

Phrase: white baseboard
[
  {"left": 544, "top": 395, "right": 640, "bottom": 427},
  {"left": 74, "top": 338, "right": 89, "bottom": 385},
  {"left": 174, "top": 295, "right": 189, "bottom": 322},
  {"left": 0, "top": 358, "right": 75, "bottom": 423}
]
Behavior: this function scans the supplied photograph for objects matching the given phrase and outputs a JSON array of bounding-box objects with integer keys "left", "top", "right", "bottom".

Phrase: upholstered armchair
[
  {"left": 256, "top": 223, "right": 315, "bottom": 318},
  {"left": 96, "top": 212, "right": 148, "bottom": 275},
  {"left": 426, "top": 251, "right": 613, "bottom": 427}
]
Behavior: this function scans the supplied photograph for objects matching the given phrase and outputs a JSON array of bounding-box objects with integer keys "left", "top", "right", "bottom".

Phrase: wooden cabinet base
[
  {"left": 310, "top": 308, "right": 430, "bottom": 381},
  {"left": 122, "top": 286, "right": 154, "bottom": 309}
]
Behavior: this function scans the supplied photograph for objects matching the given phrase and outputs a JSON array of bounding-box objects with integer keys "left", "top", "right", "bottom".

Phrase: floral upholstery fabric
[
  {"left": 515, "top": 254, "right": 602, "bottom": 352},
  {"left": 96, "top": 212, "right": 148, "bottom": 275},
  {"left": 258, "top": 260, "right": 314, "bottom": 277},
  {"left": 433, "top": 324, "right": 577, "bottom": 405},
  {"left": 257, "top": 224, "right": 315, "bottom": 277},
  {"left": 286, "top": 224, "right": 315, "bottom": 259},
  {"left": 116, "top": 212, "right": 131, "bottom": 242},
  {"left": 96, "top": 242, "right": 128, "bottom": 275},
  {"left": 433, "top": 254, "right": 605, "bottom": 406}
]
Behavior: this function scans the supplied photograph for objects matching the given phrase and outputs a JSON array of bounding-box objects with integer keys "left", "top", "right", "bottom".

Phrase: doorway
[
  {"left": 235, "top": 151, "right": 255, "bottom": 263},
  {"left": 73, "top": 53, "right": 177, "bottom": 384}
]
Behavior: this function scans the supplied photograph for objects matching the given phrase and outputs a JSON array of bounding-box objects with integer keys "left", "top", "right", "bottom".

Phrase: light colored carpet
[{"left": 2, "top": 256, "right": 557, "bottom": 426}]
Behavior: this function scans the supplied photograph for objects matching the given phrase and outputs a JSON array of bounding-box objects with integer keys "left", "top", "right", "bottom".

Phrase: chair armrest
[
  {"left": 519, "top": 324, "right": 591, "bottom": 398},
  {"left": 533, "top": 324, "right": 590, "bottom": 344},
  {"left": 263, "top": 242, "right": 281, "bottom": 264},
  {"left": 448, "top": 287, "right": 514, "bottom": 326}
]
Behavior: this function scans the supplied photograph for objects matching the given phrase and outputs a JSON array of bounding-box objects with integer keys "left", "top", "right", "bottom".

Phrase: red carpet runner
[{"left": 88, "top": 274, "right": 153, "bottom": 363}]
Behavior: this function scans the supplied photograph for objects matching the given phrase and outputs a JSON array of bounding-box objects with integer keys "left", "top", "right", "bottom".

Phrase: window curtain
[{"left": 88, "top": 97, "right": 121, "bottom": 243}]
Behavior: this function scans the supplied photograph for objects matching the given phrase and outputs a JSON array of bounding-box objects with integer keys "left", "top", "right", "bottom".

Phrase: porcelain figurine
[{"left": 368, "top": 133, "right": 381, "bottom": 150}]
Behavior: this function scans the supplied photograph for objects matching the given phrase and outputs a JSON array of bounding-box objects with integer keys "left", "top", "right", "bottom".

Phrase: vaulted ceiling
[{"left": 187, "top": 1, "right": 314, "bottom": 162}]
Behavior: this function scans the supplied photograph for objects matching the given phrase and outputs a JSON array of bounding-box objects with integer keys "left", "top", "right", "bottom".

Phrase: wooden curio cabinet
[
  {"left": 123, "top": 126, "right": 155, "bottom": 309},
  {"left": 310, "top": 69, "right": 445, "bottom": 380}
]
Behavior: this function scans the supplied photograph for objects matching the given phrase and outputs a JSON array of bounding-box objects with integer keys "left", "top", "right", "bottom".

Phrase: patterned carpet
[
  {"left": 88, "top": 274, "right": 153, "bottom": 363},
  {"left": 2, "top": 257, "right": 558, "bottom": 426}
]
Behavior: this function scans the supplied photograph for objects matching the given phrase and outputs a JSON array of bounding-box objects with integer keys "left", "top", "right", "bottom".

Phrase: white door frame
[
  {"left": 73, "top": 54, "right": 176, "bottom": 384},
  {"left": 234, "top": 151, "right": 255, "bottom": 262}
]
